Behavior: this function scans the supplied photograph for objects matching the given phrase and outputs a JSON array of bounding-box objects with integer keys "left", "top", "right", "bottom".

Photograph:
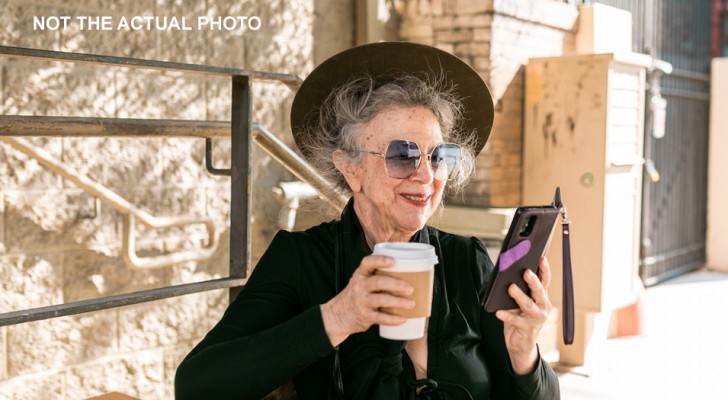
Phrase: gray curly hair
[{"left": 303, "top": 74, "right": 477, "bottom": 197}]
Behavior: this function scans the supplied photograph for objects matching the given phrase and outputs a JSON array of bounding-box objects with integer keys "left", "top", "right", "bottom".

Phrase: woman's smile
[{"left": 399, "top": 192, "right": 431, "bottom": 207}]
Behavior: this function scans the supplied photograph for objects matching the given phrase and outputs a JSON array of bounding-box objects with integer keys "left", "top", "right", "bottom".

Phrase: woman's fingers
[
  {"left": 355, "top": 255, "right": 414, "bottom": 296},
  {"left": 355, "top": 255, "right": 395, "bottom": 276},
  {"left": 496, "top": 269, "right": 551, "bottom": 324},
  {"left": 495, "top": 309, "right": 520, "bottom": 324},
  {"left": 367, "top": 292, "right": 415, "bottom": 310},
  {"left": 362, "top": 293, "right": 411, "bottom": 326},
  {"left": 538, "top": 257, "right": 552, "bottom": 289},
  {"left": 507, "top": 281, "right": 540, "bottom": 316},
  {"left": 360, "top": 306, "right": 407, "bottom": 326},
  {"left": 336, "top": 255, "right": 417, "bottom": 332},
  {"left": 524, "top": 268, "right": 551, "bottom": 311},
  {"left": 365, "top": 274, "right": 414, "bottom": 297}
]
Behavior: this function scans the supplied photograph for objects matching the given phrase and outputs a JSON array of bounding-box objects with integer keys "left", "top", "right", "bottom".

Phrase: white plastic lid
[{"left": 372, "top": 242, "right": 438, "bottom": 264}]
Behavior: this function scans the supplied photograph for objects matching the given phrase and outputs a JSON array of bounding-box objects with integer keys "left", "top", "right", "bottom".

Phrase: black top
[{"left": 175, "top": 201, "right": 560, "bottom": 399}]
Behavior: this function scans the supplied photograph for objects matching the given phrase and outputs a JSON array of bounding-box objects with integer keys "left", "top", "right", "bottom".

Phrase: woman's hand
[
  {"left": 495, "top": 257, "right": 553, "bottom": 375},
  {"left": 321, "top": 255, "right": 415, "bottom": 347}
]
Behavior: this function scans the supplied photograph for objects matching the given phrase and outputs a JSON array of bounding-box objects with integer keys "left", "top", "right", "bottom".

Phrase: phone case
[{"left": 484, "top": 205, "right": 559, "bottom": 312}]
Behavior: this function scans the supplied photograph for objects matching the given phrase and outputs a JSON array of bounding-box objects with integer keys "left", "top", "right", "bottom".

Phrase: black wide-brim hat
[{"left": 291, "top": 42, "right": 494, "bottom": 161}]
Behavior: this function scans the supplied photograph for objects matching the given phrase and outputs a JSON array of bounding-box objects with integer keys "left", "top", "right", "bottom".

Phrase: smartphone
[{"left": 483, "top": 204, "right": 559, "bottom": 312}]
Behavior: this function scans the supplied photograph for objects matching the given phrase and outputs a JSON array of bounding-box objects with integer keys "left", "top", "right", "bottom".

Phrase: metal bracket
[
  {"left": 0, "top": 136, "right": 219, "bottom": 270},
  {"left": 122, "top": 212, "right": 218, "bottom": 270},
  {"left": 205, "top": 138, "right": 231, "bottom": 176}
]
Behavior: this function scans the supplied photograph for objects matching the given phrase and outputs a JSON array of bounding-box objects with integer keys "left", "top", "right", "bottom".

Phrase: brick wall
[
  {"left": 398, "top": 0, "right": 578, "bottom": 206},
  {"left": 0, "top": 1, "right": 352, "bottom": 399}
]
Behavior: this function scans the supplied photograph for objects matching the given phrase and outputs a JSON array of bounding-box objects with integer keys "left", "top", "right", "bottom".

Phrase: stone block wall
[
  {"left": 0, "top": 0, "right": 351, "bottom": 399},
  {"left": 398, "top": 0, "right": 579, "bottom": 206}
]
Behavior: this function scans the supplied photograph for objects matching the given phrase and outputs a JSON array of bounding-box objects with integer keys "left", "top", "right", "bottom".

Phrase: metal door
[{"left": 594, "top": 0, "right": 712, "bottom": 285}]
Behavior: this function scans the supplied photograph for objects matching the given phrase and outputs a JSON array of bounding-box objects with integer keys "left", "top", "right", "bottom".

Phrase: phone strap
[{"left": 553, "top": 188, "right": 574, "bottom": 345}]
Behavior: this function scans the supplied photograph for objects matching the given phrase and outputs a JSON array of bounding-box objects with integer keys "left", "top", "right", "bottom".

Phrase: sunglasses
[{"left": 354, "top": 140, "right": 462, "bottom": 181}]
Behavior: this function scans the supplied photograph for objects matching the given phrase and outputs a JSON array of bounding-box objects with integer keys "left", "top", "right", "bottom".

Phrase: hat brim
[{"left": 291, "top": 41, "right": 494, "bottom": 161}]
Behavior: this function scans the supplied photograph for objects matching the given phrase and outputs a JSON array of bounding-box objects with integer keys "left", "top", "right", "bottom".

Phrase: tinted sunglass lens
[
  {"left": 385, "top": 140, "right": 420, "bottom": 178},
  {"left": 431, "top": 144, "right": 461, "bottom": 180}
]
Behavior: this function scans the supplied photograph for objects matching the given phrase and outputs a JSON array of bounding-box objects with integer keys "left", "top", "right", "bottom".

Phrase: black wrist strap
[{"left": 554, "top": 188, "right": 574, "bottom": 345}]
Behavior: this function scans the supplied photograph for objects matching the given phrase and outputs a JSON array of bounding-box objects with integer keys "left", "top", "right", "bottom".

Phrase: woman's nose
[{"left": 410, "top": 155, "right": 434, "bottom": 182}]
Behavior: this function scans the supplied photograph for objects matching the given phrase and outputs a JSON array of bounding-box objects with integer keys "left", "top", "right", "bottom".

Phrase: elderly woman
[{"left": 176, "top": 42, "right": 560, "bottom": 399}]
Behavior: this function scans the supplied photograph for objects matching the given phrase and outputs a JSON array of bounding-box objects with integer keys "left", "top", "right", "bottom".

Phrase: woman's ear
[{"left": 333, "top": 149, "right": 362, "bottom": 193}]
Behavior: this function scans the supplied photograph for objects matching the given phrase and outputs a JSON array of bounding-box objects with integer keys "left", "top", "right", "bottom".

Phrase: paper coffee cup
[{"left": 373, "top": 242, "right": 438, "bottom": 340}]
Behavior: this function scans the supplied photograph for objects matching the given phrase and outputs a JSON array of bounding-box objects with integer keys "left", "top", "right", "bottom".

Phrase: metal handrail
[
  {"left": 251, "top": 123, "right": 348, "bottom": 210},
  {"left": 0, "top": 45, "right": 302, "bottom": 89},
  {"left": 0, "top": 115, "right": 230, "bottom": 138},
  {"left": 0, "top": 115, "right": 348, "bottom": 212},
  {"left": 0, "top": 277, "right": 246, "bottom": 327},
  {"left": 0, "top": 136, "right": 218, "bottom": 270}
]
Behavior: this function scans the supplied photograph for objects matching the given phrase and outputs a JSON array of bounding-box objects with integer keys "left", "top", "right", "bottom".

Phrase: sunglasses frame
[{"left": 353, "top": 140, "right": 462, "bottom": 181}]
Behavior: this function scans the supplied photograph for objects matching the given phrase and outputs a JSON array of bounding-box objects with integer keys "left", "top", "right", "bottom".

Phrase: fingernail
[{"left": 408, "top": 300, "right": 415, "bottom": 308}]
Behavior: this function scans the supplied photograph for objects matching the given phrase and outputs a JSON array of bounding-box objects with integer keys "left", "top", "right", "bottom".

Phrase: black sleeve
[
  {"left": 338, "top": 326, "right": 406, "bottom": 399},
  {"left": 473, "top": 238, "right": 561, "bottom": 400},
  {"left": 175, "top": 231, "right": 334, "bottom": 400}
]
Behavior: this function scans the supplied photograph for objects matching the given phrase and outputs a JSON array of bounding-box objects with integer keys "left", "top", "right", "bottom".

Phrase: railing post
[{"left": 230, "top": 75, "right": 252, "bottom": 301}]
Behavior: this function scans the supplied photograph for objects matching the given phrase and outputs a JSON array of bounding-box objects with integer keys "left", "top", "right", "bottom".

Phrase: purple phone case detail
[{"left": 498, "top": 239, "right": 531, "bottom": 272}]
